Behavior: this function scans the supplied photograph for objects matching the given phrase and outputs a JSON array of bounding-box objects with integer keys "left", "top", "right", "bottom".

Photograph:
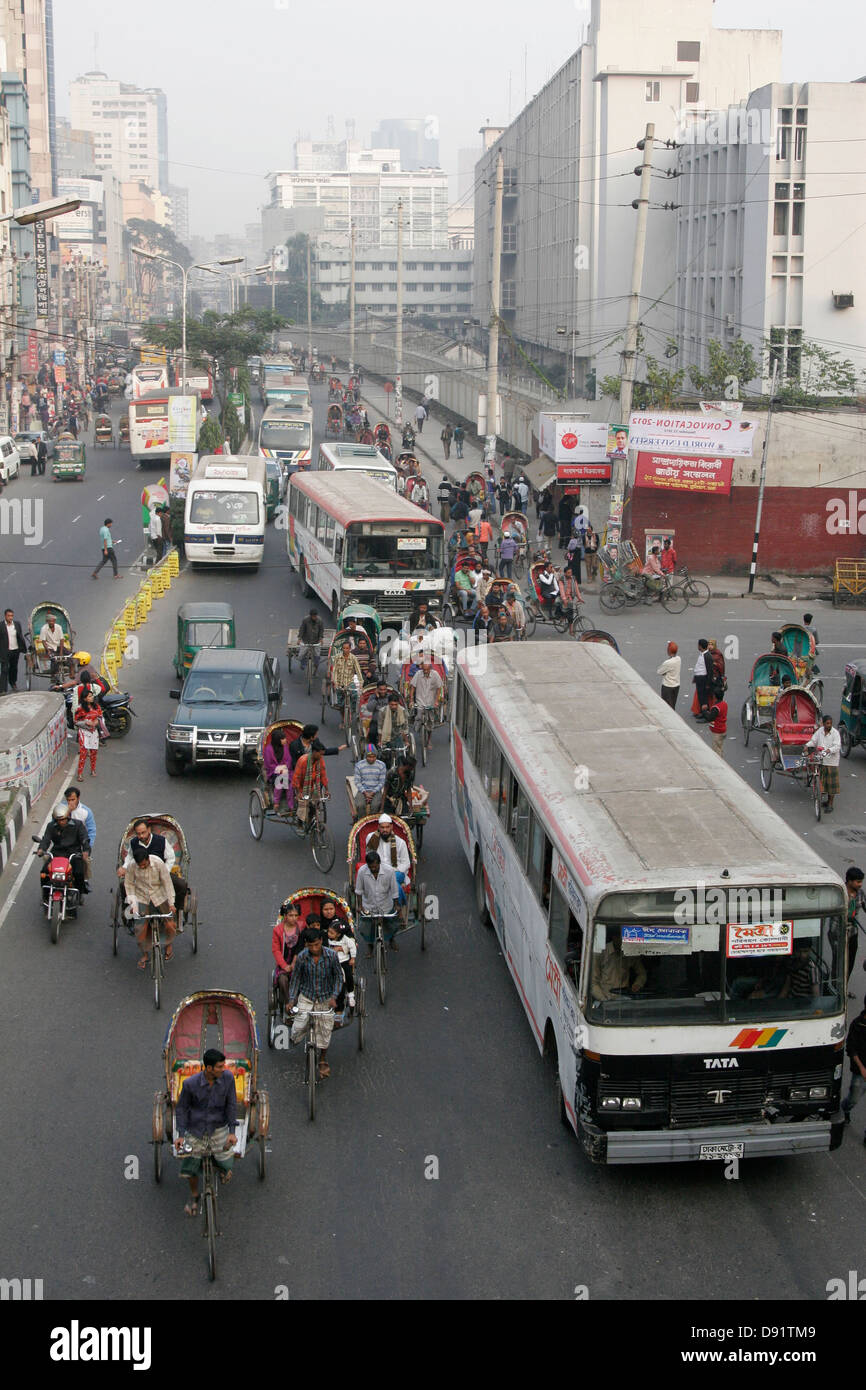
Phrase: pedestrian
[
  {"left": 453, "top": 423, "right": 465, "bottom": 459},
  {"left": 705, "top": 692, "right": 728, "bottom": 758},
  {"left": 441, "top": 422, "right": 453, "bottom": 460},
  {"left": 583, "top": 524, "right": 598, "bottom": 581},
  {"left": 449, "top": 496, "right": 469, "bottom": 535},
  {"left": 806, "top": 714, "right": 841, "bottom": 813},
  {"left": 160, "top": 503, "right": 172, "bottom": 551},
  {"left": 91, "top": 517, "right": 120, "bottom": 579},
  {"left": 515, "top": 476, "right": 529, "bottom": 514},
  {"left": 691, "top": 638, "right": 710, "bottom": 717},
  {"left": 0, "top": 608, "right": 27, "bottom": 694},
  {"left": 414, "top": 401, "right": 427, "bottom": 434},
  {"left": 498, "top": 530, "right": 517, "bottom": 580},
  {"left": 558, "top": 494, "right": 573, "bottom": 548},
  {"left": 707, "top": 638, "right": 727, "bottom": 698},
  {"left": 661, "top": 537, "right": 677, "bottom": 576},
  {"left": 437, "top": 475, "right": 452, "bottom": 524},
  {"left": 565, "top": 534, "right": 583, "bottom": 584},
  {"left": 496, "top": 478, "right": 510, "bottom": 517},
  {"left": 845, "top": 866, "right": 865, "bottom": 979},
  {"left": 803, "top": 612, "right": 820, "bottom": 673},
  {"left": 657, "top": 640, "right": 681, "bottom": 709},
  {"left": 477, "top": 513, "right": 493, "bottom": 565},
  {"left": 149, "top": 504, "right": 164, "bottom": 562},
  {"left": 74, "top": 689, "right": 108, "bottom": 777},
  {"left": 842, "top": 1002, "right": 866, "bottom": 1140}
]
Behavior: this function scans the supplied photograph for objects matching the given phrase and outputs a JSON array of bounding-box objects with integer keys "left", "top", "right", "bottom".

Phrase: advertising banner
[
  {"left": 539, "top": 415, "right": 609, "bottom": 464},
  {"left": 726, "top": 921, "right": 793, "bottom": 958},
  {"left": 167, "top": 395, "right": 197, "bottom": 451},
  {"left": 557, "top": 461, "right": 611, "bottom": 483},
  {"left": 606, "top": 424, "right": 629, "bottom": 459},
  {"left": 628, "top": 411, "right": 755, "bottom": 458},
  {"left": 34, "top": 220, "right": 49, "bottom": 318},
  {"left": 634, "top": 452, "right": 734, "bottom": 495},
  {"left": 169, "top": 452, "right": 196, "bottom": 498},
  {"left": 27, "top": 333, "right": 38, "bottom": 373}
]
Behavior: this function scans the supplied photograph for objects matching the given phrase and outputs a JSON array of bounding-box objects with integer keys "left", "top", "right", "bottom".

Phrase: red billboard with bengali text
[
  {"left": 634, "top": 452, "right": 733, "bottom": 495},
  {"left": 557, "top": 461, "right": 611, "bottom": 483}
]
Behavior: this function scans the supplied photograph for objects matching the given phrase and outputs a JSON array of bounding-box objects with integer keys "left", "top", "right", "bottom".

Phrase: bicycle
[
  {"left": 676, "top": 565, "right": 712, "bottom": 607},
  {"left": 177, "top": 1131, "right": 235, "bottom": 1280},
  {"left": 413, "top": 704, "right": 436, "bottom": 766},
  {"left": 292, "top": 791, "right": 336, "bottom": 872},
  {"left": 298, "top": 642, "right": 322, "bottom": 697},
  {"left": 600, "top": 574, "right": 688, "bottom": 615},
  {"left": 359, "top": 910, "right": 400, "bottom": 1005},
  {"left": 290, "top": 1005, "right": 336, "bottom": 1121},
  {"left": 799, "top": 749, "right": 826, "bottom": 822},
  {"left": 134, "top": 906, "right": 174, "bottom": 1010}
]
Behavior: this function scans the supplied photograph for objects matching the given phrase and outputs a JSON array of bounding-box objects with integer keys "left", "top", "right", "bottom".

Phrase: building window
[
  {"left": 685, "top": 82, "right": 700, "bottom": 103},
  {"left": 776, "top": 108, "right": 792, "bottom": 160},
  {"left": 370, "top": 262, "right": 383, "bottom": 270},
  {"left": 502, "top": 224, "right": 517, "bottom": 252},
  {"left": 422, "top": 262, "right": 435, "bottom": 271},
  {"left": 677, "top": 41, "right": 701, "bottom": 61},
  {"left": 405, "top": 283, "right": 418, "bottom": 292},
  {"left": 387, "top": 283, "right": 397, "bottom": 291},
  {"left": 792, "top": 182, "right": 805, "bottom": 236},
  {"left": 646, "top": 81, "right": 660, "bottom": 103},
  {"left": 501, "top": 281, "right": 517, "bottom": 309},
  {"left": 439, "top": 263, "right": 452, "bottom": 271},
  {"left": 786, "top": 328, "right": 802, "bottom": 380},
  {"left": 387, "top": 262, "right": 397, "bottom": 270},
  {"left": 773, "top": 183, "right": 789, "bottom": 236},
  {"left": 439, "top": 283, "right": 452, "bottom": 292},
  {"left": 405, "top": 262, "right": 417, "bottom": 270},
  {"left": 795, "top": 110, "right": 807, "bottom": 160}
]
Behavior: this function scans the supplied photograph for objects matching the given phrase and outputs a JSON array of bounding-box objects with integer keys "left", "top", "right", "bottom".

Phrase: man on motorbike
[{"left": 37, "top": 803, "right": 90, "bottom": 897}]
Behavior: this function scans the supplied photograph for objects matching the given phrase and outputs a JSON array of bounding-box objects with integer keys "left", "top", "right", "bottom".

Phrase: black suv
[{"left": 165, "top": 648, "right": 282, "bottom": 776}]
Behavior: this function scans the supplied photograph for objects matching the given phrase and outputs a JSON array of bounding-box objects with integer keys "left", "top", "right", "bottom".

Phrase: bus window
[
  {"left": 316, "top": 508, "right": 328, "bottom": 543},
  {"left": 334, "top": 531, "right": 343, "bottom": 564},
  {"left": 548, "top": 885, "right": 583, "bottom": 986},
  {"left": 479, "top": 722, "right": 495, "bottom": 796},
  {"left": 488, "top": 749, "right": 504, "bottom": 812},
  {"left": 510, "top": 782, "right": 531, "bottom": 868},
  {"left": 455, "top": 674, "right": 464, "bottom": 732},
  {"left": 464, "top": 699, "right": 479, "bottom": 763},
  {"left": 528, "top": 815, "right": 552, "bottom": 911},
  {"left": 325, "top": 514, "right": 335, "bottom": 549},
  {"left": 497, "top": 765, "right": 510, "bottom": 825}
]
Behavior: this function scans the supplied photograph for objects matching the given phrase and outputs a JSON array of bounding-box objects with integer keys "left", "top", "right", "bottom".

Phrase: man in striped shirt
[
  {"left": 353, "top": 744, "right": 387, "bottom": 817},
  {"left": 289, "top": 928, "right": 344, "bottom": 1077}
]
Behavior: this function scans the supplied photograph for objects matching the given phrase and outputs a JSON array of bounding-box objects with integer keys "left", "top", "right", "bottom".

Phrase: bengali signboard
[
  {"left": 628, "top": 411, "right": 755, "bottom": 458},
  {"left": 34, "top": 220, "right": 49, "bottom": 318},
  {"left": 27, "top": 333, "right": 38, "bottom": 373},
  {"left": 634, "top": 451, "right": 734, "bottom": 496},
  {"left": 557, "top": 461, "right": 611, "bottom": 483}
]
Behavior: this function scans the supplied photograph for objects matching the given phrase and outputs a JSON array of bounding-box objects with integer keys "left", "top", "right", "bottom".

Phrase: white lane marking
[
  {"left": 117, "top": 477, "right": 125, "bottom": 484},
  {"left": 42, "top": 538, "right": 53, "bottom": 548},
  {"left": 0, "top": 801, "right": 55, "bottom": 932},
  {"left": 71, "top": 515, "right": 81, "bottom": 524},
  {"left": 97, "top": 493, "right": 105, "bottom": 500}
]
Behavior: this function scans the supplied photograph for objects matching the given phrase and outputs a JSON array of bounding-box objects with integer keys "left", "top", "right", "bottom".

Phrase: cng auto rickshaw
[
  {"left": 173, "top": 602, "right": 236, "bottom": 681},
  {"left": 840, "top": 660, "right": 866, "bottom": 758},
  {"left": 52, "top": 440, "right": 86, "bottom": 481}
]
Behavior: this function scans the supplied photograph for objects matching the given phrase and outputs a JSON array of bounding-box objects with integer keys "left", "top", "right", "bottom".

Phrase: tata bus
[
  {"left": 314, "top": 441, "right": 397, "bottom": 490},
  {"left": 257, "top": 403, "right": 313, "bottom": 472},
  {"left": 453, "top": 640, "right": 848, "bottom": 1165},
  {"left": 183, "top": 456, "right": 266, "bottom": 568},
  {"left": 128, "top": 389, "right": 199, "bottom": 466},
  {"left": 286, "top": 470, "right": 445, "bottom": 623}
]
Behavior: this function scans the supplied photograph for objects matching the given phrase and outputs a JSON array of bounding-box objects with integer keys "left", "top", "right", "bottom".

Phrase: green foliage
[
  {"left": 688, "top": 338, "right": 759, "bottom": 398},
  {"left": 644, "top": 353, "right": 685, "bottom": 409},
  {"left": 223, "top": 402, "right": 242, "bottom": 455},
  {"left": 127, "top": 218, "right": 192, "bottom": 269},
  {"left": 198, "top": 416, "right": 223, "bottom": 453},
  {"left": 767, "top": 338, "right": 860, "bottom": 405}
]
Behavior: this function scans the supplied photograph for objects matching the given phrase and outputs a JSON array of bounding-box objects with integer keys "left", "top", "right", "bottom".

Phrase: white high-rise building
[
  {"left": 267, "top": 154, "right": 449, "bottom": 251},
  {"left": 69, "top": 71, "right": 168, "bottom": 192},
  {"left": 473, "top": 0, "right": 782, "bottom": 393}
]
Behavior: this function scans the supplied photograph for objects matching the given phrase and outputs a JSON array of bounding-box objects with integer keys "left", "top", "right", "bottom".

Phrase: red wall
[{"left": 627, "top": 486, "right": 866, "bottom": 573}]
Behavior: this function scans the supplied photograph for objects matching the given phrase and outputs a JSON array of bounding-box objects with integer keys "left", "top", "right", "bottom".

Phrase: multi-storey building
[
  {"left": 69, "top": 71, "right": 167, "bottom": 191},
  {"left": 312, "top": 232, "right": 472, "bottom": 328},
  {"left": 371, "top": 118, "right": 439, "bottom": 172}
]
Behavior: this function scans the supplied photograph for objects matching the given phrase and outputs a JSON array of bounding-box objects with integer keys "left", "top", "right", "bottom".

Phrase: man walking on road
[
  {"left": 437, "top": 476, "right": 452, "bottom": 524},
  {"left": 92, "top": 518, "right": 120, "bottom": 579},
  {"left": 453, "top": 423, "right": 465, "bottom": 459},
  {"left": 414, "top": 402, "right": 427, "bottom": 434},
  {"left": 441, "top": 422, "right": 453, "bottom": 460}
]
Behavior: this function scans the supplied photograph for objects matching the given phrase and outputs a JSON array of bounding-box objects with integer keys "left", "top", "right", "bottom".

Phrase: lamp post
[{"left": 132, "top": 250, "right": 241, "bottom": 386}]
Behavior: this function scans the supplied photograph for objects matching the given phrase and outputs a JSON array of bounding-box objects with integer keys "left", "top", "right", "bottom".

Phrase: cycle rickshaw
[
  {"left": 25, "top": 600, "right": 75, "bottom": 686},
  {"left": 110, "top": 813, "right": 199, "bottom": 1008},
  {"left": 266, "top": 886, "right": 367, "bottom": 1120},
  {"left": 575, "top": 629, "right": 620, "bottom": 652},
  {"left": 405, "top": 475, "right": 430, "bottom": 510},
  {"left": 740, "top": 652, "right": 798, "bottom": 747},
  {"left": 286, "top": 625, "right": 335, "bottom": 695},
  {"left": 248, "top": 718, "right": 336, "bottom": 872},
  {"left": 465, "top": 470, "right": 486, "bottom": 504},
  {"left": 759, "top": 686, "right": 824, "bottom": 820},
  {"left": 352, "top": 681, "right": 416, "bottom": 764},
  {"left": 777, "top": 623, "right": 823, "bottom": 706},
  {"left": 94, "top": 413, "right": 114, "bottom": 446},
  {"left": 152, "top": 990, "right": 269, "bottom": 1279},
  {"left": 326, "top": 403, "right": 344, "bottom": 437},
  {"left": 840, "top": 660, "right": 866, "bottom": 759},
  {"left": 345, "top": 814, "right": 427, "bottom": 1003},
  {"left": 497, "top": 511, "right": 528, "bottom": 576},
  {"left": 397, "top": 657, "right": 449, "bottom": 765},
  {"left": 524, "top": 560, "right": 590, "bottom": 636},
  {"left": 373, "top": 422, "right": 391, "bottom": 453}
]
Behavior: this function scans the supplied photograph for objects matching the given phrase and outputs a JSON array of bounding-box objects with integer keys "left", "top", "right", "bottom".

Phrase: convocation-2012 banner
[
  {"left": 628, "top": 411, "right": 755, "bottom": 458},
  {"left": 634, "top": 452, "right": 734, "bottom": 495}
]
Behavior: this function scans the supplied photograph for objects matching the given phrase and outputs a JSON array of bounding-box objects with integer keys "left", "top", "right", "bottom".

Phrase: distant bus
[
  {"left": 128, "top": 389, "right": 199, "bottom": 466},
  {"left": 180, "top": 360, "right": 214, "bottom": 401},
  {"left": 131, "top": 362, "right": 169, "bottom": 398},
  {"left": 258, "top": 404, "right": 313, "bottom": 471},
  {"left": 184, "top": 455, "right": 266, "bottom": 568},
  {"left": 286, "top": 470, "right": 445, "bottom": 623},
  {"left": 264, "top": 382, "right": 311, "bottom": 410},
  {"left": 314, "top": 441, "right": 397, "bottom": 490},
  {"left": 261, "top": 359, "right": 296, "bottom": 404}
]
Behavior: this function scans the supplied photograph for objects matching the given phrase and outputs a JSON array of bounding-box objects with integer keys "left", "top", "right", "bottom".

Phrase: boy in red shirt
[
  {"left": 660, "top": 538, "right": 677, "bottom": 574},
  {"left": 706, "top": 697, "right": 728, "bottom": 759}
]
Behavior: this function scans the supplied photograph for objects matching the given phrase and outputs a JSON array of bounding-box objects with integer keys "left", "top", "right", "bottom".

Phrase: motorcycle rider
[{"left": 37, "top": 802, "right": 90, "bottom": 897}]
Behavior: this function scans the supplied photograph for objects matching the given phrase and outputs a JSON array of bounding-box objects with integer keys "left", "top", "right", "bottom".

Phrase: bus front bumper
[{"left": 579, "top": 1115, "right": 845, "bottom": 1165}]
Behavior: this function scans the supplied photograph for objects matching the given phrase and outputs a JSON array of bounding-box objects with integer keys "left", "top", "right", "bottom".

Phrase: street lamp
[
  {"left": 4, "top": 195, "right": 82, "bottom": 226},
  {"left": 132, "top": 250, "right": 242, "bottom": 387}
]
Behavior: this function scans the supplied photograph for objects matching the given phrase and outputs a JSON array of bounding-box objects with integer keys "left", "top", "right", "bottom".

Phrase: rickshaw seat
[{"left": 777, "top": 720, "right": 816, "bottom": 746}]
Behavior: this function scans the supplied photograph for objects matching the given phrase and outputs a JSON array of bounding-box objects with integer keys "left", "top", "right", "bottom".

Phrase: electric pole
[
  {"left": 615, "top": 122, "right": 655, "bottom": 496},
  {"left": 395, "top": 198, "right": 403, "bottom": 428},
  {"left": 748, "top": 361, "right": 778, "bottom": 595},
  {"left": 485, "top": 151, "right": 504, "bottom": 460},
  {"left": 306, "top": 235, "right": 313, "bottom": 369},
  {"left": 349, "top": 221, "right": 356, "bottom": 379}
]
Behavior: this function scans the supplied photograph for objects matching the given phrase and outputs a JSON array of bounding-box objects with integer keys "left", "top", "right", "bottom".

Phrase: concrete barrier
[
  {"left": 0, "top": 692, "right": 69, "bottom": 806},
  {"left": 0, "top": 783, "right": 31, "bottom": 875}
]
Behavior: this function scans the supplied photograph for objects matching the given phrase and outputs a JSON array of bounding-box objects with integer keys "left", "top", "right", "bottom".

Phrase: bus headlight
[
  {"left": 808, "top": 1085, "right": 829, "bottom": 1100},
  {"left": 600, "top": 1096, "right": 621, "bottom": 1110},
  {"left": 621, "top": 1097, "right": 642, "bottom": 1110},
  {"left": 788, "top": 1087, "right": 807, "bottom": 1100}
]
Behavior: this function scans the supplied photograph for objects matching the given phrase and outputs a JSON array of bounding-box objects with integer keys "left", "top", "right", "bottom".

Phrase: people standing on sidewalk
[
  {"left": 657, "top": 641, "right": 681, "bottom": 709},
  {"left": 441, "top": 423, "right": 453, "bottom": 460},
  {"left": 565, "top": 535, "right": 583, "bottom": 584},
  {"left": 0, "top": 608, "right": 27, "bottom": 694},
  {"left": 486, "top": 467, "right": 496, "bottom": 509},
  {"left": 74, "top": 689, "right": 108, "bottom": 777},
  {"left": 453, "top": 423, "right": 465, "bottom": 458},
  {"left": 583, "top": 525, "right": 598, "bottom": 581},
  {"left": 92, "top": 518, "right": 120, "bottom": 579},
  {"left": 437, "top": 476, "right": 452, "bottom": 524},
  {"left": 705, "top": 694, "right": 728, "bottom": 758},
  {"left": 414, "top": 402, "right": 427, "bottom": 434},
  {"left": 661, "top": 538, "right": 677, "bottom": 577},
  {"left": 149, "top": 505, "right": 164, "bottom": 562}
]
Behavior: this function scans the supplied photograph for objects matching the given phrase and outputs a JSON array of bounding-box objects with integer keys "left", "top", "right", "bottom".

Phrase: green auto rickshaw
[
  {"left": 174, "top": 602, "right": 236, "bottom": 680},
  {"left": 52, "top": 440, "right": 86, "bottom": 481},
  {"left": 840, "top": 660, "right": 866, "bottom": 759}
]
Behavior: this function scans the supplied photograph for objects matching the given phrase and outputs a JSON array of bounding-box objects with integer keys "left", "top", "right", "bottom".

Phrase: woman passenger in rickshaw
[
  {"left": 384, "top": 753, "right": 417, "bottom": 818},
  {"left": 263, "top": 729, "right": 293, "bottom": 813},
  {"left": 272, "top": 900, "right": 304, "bottom": 1008}
]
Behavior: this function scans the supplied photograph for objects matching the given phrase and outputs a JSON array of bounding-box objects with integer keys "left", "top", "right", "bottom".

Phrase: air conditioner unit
[{"left": 832, "top": 292, "right": 854, "bottom": 309}]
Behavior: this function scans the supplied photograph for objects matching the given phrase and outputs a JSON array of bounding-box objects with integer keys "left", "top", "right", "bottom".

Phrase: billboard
[
  {"left": 628, "top": 411, "right": 755, "bottom": 458},
  {"left": 34, "top": 220, "right": 49, "bottom": 318},
  {"left": 634, "top": 452, "right": 734, "bottom": 495},
  {"left": 557, "top": 461, "right": 611, "bottom": 483},
  {"left": 539, "top": 415, "right": 608, "bottom": 464},
  {"left": 167, "top": 395, "right": 198, "bottom": 451}
]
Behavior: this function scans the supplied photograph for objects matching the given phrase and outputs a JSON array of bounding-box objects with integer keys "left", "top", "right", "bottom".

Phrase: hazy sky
[{"left": 53, "top": 0, "right": 864, "bottom": 240}]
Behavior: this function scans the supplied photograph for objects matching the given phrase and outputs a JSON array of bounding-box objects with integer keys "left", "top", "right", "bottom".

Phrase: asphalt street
[{"left": 1, "top": 387, "right": 865, "bottom": 1301}]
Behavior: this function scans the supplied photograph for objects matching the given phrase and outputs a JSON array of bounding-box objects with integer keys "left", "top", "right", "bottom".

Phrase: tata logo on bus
[
  {"left": 703, "top": 1057, "right": 739, "bottom": 1070},
  {"left": 545, "top": 952, "right": 562, "bottom": 1005}
]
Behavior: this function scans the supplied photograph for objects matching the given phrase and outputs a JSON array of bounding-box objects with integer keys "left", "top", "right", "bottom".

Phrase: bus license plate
[{"left": 699, "top": 1143, "right": 744, "bottom": 1161}]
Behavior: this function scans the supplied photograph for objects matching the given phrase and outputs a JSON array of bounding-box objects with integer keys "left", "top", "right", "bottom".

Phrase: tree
[
  {"left": 765, "top": 337, "right": 860, "bottom": 405},
  {"left": 599, "top": 336, "right": 684, "bottom": 408},
  {"left": 687, "top": 338, "right": 759, "bottom": 399}
]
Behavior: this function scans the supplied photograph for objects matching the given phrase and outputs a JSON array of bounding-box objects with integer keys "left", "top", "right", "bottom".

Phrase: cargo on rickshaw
[
  {"left": 759, "top": 686, "right": 825, "bottom": 819},
  {"left": 345, "top": 814, "right": 427, "bottom": 1004},
  {"left": 151, "top": 990, "right": 269, "bottom": 1279},
  {"left": 840, "top": 660, "right": 866, "bottom": 759},
  {"left": 266, "top": 887, "right": 367, "bottom": 1120},
  {"left": 118, "top": 416, "right": 130, "bottom": 446},
  {"left": 248, "top": 718, "right": 336, "bottom": 872},
  {"left": 52, "top": 439, "right": 86, "bottom": 481},
  {"left": 740, "top": 652, "right": 798, "bottom": 747},
  {"left": 94, "top": 413, "right": 114, "bottom": 447},
  {"left": 25, "top": 601, "right": 75, "bottom": 686},
  {"left": 326, "top": 403, "right": 344, "bottom": 436},
  {"left": 110, "top": 813, "right": 199, "bottom": 1008}
]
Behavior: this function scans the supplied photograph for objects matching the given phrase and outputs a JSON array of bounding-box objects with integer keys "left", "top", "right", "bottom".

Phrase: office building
[{"left": 69, "top": 71, "right": 168, "bottom": 191}]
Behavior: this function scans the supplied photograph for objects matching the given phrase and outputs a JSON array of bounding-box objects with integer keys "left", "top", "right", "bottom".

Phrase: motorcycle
[
  {"left": 60, "top": 685, "right": 135, "bottom": 737},
  {"left": 32, "top": 837, "right": 84, "bottom": 943},
  {"left": 401, "top": 426, "right": 416, "bottom": 449}
]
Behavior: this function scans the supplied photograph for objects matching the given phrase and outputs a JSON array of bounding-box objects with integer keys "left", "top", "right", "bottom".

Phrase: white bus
[
  {"left": 286, "top": 470, "right": 445, "bottom": 623},
  {"left": 131, "top": 362, "right": 169, "bottom": 398},
  {"left": 184, "top": 455, "right": 266, "bottom": 568},
  {"left": 453, "top": 641, "right": 848, "bottom": 1165},
  {"left": 180, "top": 361, "right": 213, "bottom": 401},
  {"left": 258, "top": 403, "right": 313, "bottom": 471},
  {"left": 314, "top": 441, "right": 397, "bottom": 490},
  {"left": 128, "top": 390, "right": 199, "bottom": 466}
]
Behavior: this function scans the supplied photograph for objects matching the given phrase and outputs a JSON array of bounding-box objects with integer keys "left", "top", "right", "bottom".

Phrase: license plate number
[{"left": 699, "top": 1143, "right": 744, "bottom": 1161}]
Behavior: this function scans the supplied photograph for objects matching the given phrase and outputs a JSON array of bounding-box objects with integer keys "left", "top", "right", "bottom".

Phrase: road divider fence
[{"left": 101, "top": 547, "right": 180, "bottom": 689}]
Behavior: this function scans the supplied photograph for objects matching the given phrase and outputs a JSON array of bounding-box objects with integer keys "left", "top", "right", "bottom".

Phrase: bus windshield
[
  {"left": 344, "top": 528, "right": 443, "bottom": 576},
  {"left": 262, "top": 421, "right": 312, "bottom": 448},
  {"left": 588, "top": 914, "right": 845, "bottom": 1025},
  {"left": 188, "top": 489, "right": 260, "bottom": 527}
]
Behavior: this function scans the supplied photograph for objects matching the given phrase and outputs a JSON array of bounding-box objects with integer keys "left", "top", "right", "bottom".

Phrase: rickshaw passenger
[
  {"left": 263, "top": 729, "right": 293, "bottom": 811},
  {"left": 325, "top": 917, "right": 357, "bottom": 1010},
  {"left": 272, "top": 900, "right": 304, "bottom": 1005},
  {"left": 288, "top": 722, "right": 348, "bottom": 765},
  {"left": 640, "top": 546, "right": 664, "bottom": 593},
  {"left": 384, "top": 754, "right": 417, "bottom": 817},
  {"left": 38, "top": 612, "right": 67, "bottom": 674},
  {"left": 368, "top": 814, "right": 411, "bottom": 917},
  {"left": 363, "top": 681, "right": 391, "bottom": 743},
  {"left": 353, "top": 745, "right": 387, "bottom": 817},
  {"left": 377, "top": 695, "right": 409, "bottom": 757},
  {"left": 536, "top": 562, "right": 559, "bottom": 614}
]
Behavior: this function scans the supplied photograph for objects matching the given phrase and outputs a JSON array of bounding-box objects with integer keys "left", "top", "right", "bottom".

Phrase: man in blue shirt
[
  {"left": 64, "top": 786, "right": 96, "bottom": 882},
  {"left": 91, "top": 516, "right": 120, "bottom": 579},
  {"left": 289, "top": 927, "right": 343, "bottom": 1077},
  {"left": 175, "top": 1048, "right": 238, "bottom": 1216}
]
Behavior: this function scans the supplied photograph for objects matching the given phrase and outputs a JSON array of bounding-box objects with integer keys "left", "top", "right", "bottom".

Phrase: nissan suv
[{"left": 165, "top": 648, "right": 282, "bottom": 776}]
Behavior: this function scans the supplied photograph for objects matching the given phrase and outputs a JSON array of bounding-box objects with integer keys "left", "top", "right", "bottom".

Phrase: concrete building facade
[
  {"left": 69, "top": 71, "right": 168, "bottom": 191},
  {"left": 371, "top": 118, "right": 439, "bottom": 172},
  {"left": 312, "top": 231, "right": 472, "bottom": 326},
  {"left": 267, "top": 158, "right": 450, "bottom": 252}
]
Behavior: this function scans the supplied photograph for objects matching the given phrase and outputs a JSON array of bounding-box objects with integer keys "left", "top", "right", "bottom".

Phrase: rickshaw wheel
[
  {"left": 760, "top": 744, "right": 774, "bottom": 792},
  {"left": 249, "top": 790, "right": 265, "bottom": 840},
  {"left": 523, "top": 611, "right": 537, "bottom": 639},
  {"left": 312, "top": 821, "right": 335, "bottom": 873},
  {"left": 187, "top": 892, "right": 199, "bottom": 953},
  {"left": 442, "top": 603, "right": 454, "bottom": 627},
  {"left": 418, "top": 880, "right": 427, "bottom": 951},
  {"left": 810, "top": 680, "right": 824, "bottom": 710},
  {"left": 152, "top": 1093, "right": 165, "bottom": 1182},
  {"left": 840, "top": 725, "right": 851, "bottom": 759}
]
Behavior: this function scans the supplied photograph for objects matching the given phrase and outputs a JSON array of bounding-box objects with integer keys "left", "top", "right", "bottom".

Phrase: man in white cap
[{"left": 369, "top": 813, "right": 412, "bottom": 937}]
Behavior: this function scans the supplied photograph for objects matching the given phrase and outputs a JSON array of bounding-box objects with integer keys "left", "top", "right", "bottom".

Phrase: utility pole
[
  {"left": 748, "top": 360, "right": 778, "bottom": 595},
  {"left": 349, "top": 221, "right": 356, "bottom": 379},
  {"left": 306, "top": 235, "right": 313, "bottom": 369},
  {"left": 485, "top": 151, "right": 504, "bottom": 459},
  {"left": 395, "top": 198, "right": 403, "bottom": 428},
  {"left": 615, "top": 122, "right": 655, "bottom": 496}
]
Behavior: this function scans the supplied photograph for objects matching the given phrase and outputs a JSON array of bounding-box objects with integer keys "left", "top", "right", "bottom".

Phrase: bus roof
[
  {"left": 191, "top": 454, "right": 266, "bottom": 485},
  {"left": 289, "top": 470, "right": 441, "bottom": 528},
  {"left": 457, "top": 642, "right": 840, "bottom": 898},
  {"left": 261, "top": 402, "right": 312, "bottom": 419}
]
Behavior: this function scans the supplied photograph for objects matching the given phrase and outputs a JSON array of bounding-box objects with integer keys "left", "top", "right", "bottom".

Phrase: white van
[
  {"left": 0, "top": 436, "right": 21, "bottom": 481},
  {"left": 184, "top": 455, "right": 266, "bottom": 568}
]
